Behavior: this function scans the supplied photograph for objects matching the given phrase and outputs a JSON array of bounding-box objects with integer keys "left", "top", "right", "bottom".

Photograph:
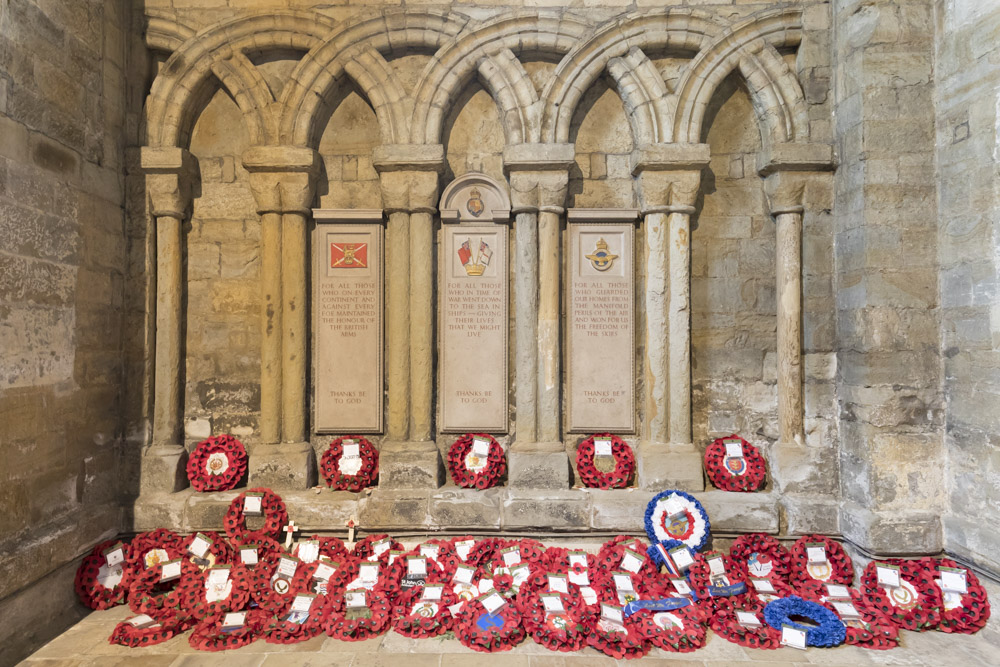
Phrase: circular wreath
[
  {"left": 109, "top": 612, "right": 186, "bottom": 648},
  {"left": 125, "top": 528, "right": 183, "bottom": 574},
  {"left": 798, "top": 582, "right": 900, "bottom": 650},
  {"left": 687, "top": 551, "right": 749, "bottom": 602},
  {"left": 763, "top": 595, "right": 847, "bottom": 647},
  {"left": 75, "top": 539, "right": 130, "bottom": 610},
  {"left": 223, "top": 488, "right": 289, "bottom": 544},
  {"left": 180, "top": 531, "right": 232, "bottom": 570},
  {"left": 179, "top": 564, "right": 252, "bottom": 619},
  {"left": 709, "top": 601, "right": 781, "bottom": 649},
  {"left": 586, "top": 613, "right": 650, "bottom": 660},
  {"left": 323, "top": 588, "right": 394, "bottom": 641},
  {"left": 128, "top": 560, "right": 191, "bottom": 616},
  {"left": 229, "top": 536, "right": 286, "bottom": 569},
  {"left": 704, "top": 434, "right": 766, "bottom": 492},
  {"left": 392, "top": 585, "right": 458, "bottom": 638},
  {"left": 628, "top": 601, "right": 707, "bottom": 653},
  {"left": 644, "top": 490, "right": 711, "bottom": 552},
  {"left": 575, "top": 434, "right": 635, "bottom": 489},
  {"left": 186, "top": 434, "right": 248, "bottom": 492},
  {"left": 729, "top": 533, "right": 791, "bottom": 583},
  {"left": 188, "top": 610, "right": 266, "bottom": 652},
  {"left": 319, "top": 436, "right": 379, "bottom": 492},
  {"left": 447, "top": 433, "right": 506, "bottom": 489},
  {"left": 260, "top": 596, "right": 328, "bottom": 644},
  {"left": 934, "top": 557, "right": 990, "bottom": 634},
  {"left": 453, "top": 597, "right": 525, "bottom": 653},
  {"left": 860, "top": 558, "right": 941, "bottom": 631},
  {"left": 788, "top": 534, "right": 853, "bottom": 586},
  {"left": 521, "top": 592, "right": 589, "bottom": 652},
  {"left": 593, "top": 536, "right": 659, "bottom": 593},
  {"left": 352, "top": 534, "right": 403, "bottom": 561}
]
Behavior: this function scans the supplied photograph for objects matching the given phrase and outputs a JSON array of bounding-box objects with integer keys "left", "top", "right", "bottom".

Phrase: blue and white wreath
[
  {"left": 763, "top": 595, "right": 846, "bottom": 648},
  {"left": 643, "top": 490, "right": 711, "bottom": 552}
]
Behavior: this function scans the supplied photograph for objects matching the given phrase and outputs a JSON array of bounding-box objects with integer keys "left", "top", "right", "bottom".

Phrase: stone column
[
  {"left": 504, "top": 143, "right": 575, "bottom": 488},
  {"left": 632, "top": 144, "right": 710, "bottom": 491},
  {"left": 373, "top": 144, "right": 445, "bottom": 488},
  {"left": 243, "top": 146, "right": 321, "bottom": 489},
  {"left": 139, "top": 147, "right": 195, "bottom": 494}
]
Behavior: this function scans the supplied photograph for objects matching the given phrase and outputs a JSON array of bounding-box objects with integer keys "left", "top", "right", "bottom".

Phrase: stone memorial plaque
[
  {"left": 440, "top": 224, "right": 508, "bottom": 432},
  {"left": 313, "top": 215, "right": 383, "bottom": 432},
  {"left": 567, "top": 220, "right": 635, "bottom": 432}
]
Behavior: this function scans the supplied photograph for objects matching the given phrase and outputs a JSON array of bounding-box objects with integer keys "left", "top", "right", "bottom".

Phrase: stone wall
[
  {"left": 935, "top": 0, "right": 1000, "bottom": 574},
  {"left": 0, "top": 0, "right": 130, "bottom": 662}
]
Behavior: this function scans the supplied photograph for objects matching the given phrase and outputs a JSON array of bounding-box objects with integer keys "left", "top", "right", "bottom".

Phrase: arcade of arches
[{"left": 1, "top": 0, "right": 999, "bottom": 661}]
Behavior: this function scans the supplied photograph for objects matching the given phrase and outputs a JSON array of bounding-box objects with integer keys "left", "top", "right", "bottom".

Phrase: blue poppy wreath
[
  {"left": 763, "top": 595, "right": 846, "bottom": 647},
  {"left": 644, "top": 490, "right": 711, "bottom": 552}
]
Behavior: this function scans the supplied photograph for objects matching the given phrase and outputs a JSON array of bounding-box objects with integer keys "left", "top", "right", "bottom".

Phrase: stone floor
[{"left": 20, "top": 600, "right": 1000, "bottom": 667}]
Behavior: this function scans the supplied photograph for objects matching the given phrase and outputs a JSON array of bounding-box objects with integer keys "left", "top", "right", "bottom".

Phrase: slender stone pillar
[
  {"left": 374, "top": 145, "right": 446, "bottom": 488},
  {"left": 632, "top": 144, "right": 709, "bottom": 491},
  {"left": 504, "top": 144, "right": 574, "bottom": 488},
  {"left": 243, "top": 146, "right": 321, "bottom": 489},
  {"left": 139, "top": 147, "right": 195, "bottom": 494}
]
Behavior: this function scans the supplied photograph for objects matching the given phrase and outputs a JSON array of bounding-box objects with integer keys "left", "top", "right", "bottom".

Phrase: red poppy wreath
[
  {"left": 934, "top": 557, "right": 991, "bottom": 634},
  {"left": 448, "top": 433, "right": 506, "bottom": 489},
  {"left": 187, "top": 609, "right": 268, "bottom": 652},
  {"left": 629, "top": 601, "right": 707, "bottom": 653},
  {"left": 320, "top": 436, "right": 379, "bottom": 492},
  {"left": 186, "top": 434, "right": 248, "bottom": 492},
  {"left": 704, "top": 434, "right": 766, "bottom": 492},
  {"left": 860, "top": 558, "right": 942, "bottom": 632},
  {"left": 75, "top": 539, "right": 130, "bottom": 610},
  {"left": 576, "top": 434, "right": 635, "bottom": 489},
  {"left": 453, "top": 595, "right": 526, "bottom": 653},
  {"left": 788, "top": 534, "right": 854, "bottom": 586},
  {"left": 323, "top": 588, "right": 394, "bottom": 641},
  {"left": 109, "top": 611, "right": 187, "bottom": 648},
  {"left": 224, "top": 488, "right": 289, "bottom": 544}
]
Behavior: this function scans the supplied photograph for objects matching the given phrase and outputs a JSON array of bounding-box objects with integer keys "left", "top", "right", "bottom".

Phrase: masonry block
[
  {"left": 139, "top": 444, "right": 188, "bottom": 494},
  {"left": 840, "top": 503, "right": 942, "bottom": 555},
  {"left": 698, "top": 490, "right": 779, "bottom": 534},
  {"left": 638, "top": 441, "right": 705, "bottom": 492},
  {"left": 588, "top": 489, "right": 647, "bottom": 531},
  {"left": 507, "top": 441, "right": 570, "bottom": 489},
  {"left": 248, "top": 442, "right": 316, "bottom": 490},
  {"left": 359, "top": 490, "right": 431, "bottom": 529},
  {"left": 430, "top": 488, "right": 502, "bottom": 529},
  {"left": 378, "top": 441, "right": 443, "bottom": 489},
  {"left": 502, "top": 490, "right": 591, "bottom": 530}
]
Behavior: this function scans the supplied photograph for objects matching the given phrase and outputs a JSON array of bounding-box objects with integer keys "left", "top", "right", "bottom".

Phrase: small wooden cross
[
  {"left": 283, "top": 521, "right": 298, "bottom": 550},
  {"left": 346, "top": 517, "right": 358, "bottom": 549}
]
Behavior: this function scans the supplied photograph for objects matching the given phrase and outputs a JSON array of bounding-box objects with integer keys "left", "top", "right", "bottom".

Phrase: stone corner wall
[{"left": 0, "top": 0, "right": 132, "bottom": 662}]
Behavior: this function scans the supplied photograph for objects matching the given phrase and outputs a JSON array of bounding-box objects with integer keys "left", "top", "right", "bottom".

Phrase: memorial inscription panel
[
  {"left": 567, "top": 223, "right": 635, "bottom": 432},
  {"left": 313, "top": 222, "right": 383, "bottom": 432},
  {"left": 440, "top": 224, "right": 508, "bottom": 432}
]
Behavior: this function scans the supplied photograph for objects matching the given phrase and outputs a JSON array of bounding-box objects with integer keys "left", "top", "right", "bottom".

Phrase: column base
[
  {"left": 248, "top": 442, "right": 316, "bottom": 490},
  {"left": 140, "top": 444, "right": 189, "bottom": 494},
  {"left": 378, "top": 440, "right": 443, "bottom": 489},
  {"left": 508, "top": 441, "right": 570, "bottom": 489},
  {"left": 840, "top": 502, "right": 942, "bottom": 555},
  {"left": 638, "top": 441, "right": 704, "bottom": 492},
  {"left": 770, "top": 441, "right": 839, "bottom": 496}
]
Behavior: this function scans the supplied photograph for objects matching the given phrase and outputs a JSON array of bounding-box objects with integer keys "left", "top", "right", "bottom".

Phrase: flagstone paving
[{"left": 20, "top": 594, "right": 1000, "bottom": 667}]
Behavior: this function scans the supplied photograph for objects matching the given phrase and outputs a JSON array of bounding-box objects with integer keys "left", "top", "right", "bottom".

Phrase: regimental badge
[
  {"left": 652, "top": 612, "right": 684, "bottom": 631},
  {"left": 330, "top": 242, "right": 368, "bottom": 269},
  {"left": 271, "top": 576, "right": 291, "bottom": 595},
  {"left": 457, "top": 237, "right": 492, "bottom": 277},
  {"left": 665, "top": 512, "right": 691, "bottom": 540},
  {"left": 206, "top": 452, "right": 229, "bottom": 476},
  {"left": 545, "top": 613, "right": 570, "bottom": 632},
  {"left": 466, "top": 187, "right": 485, "bottom": 217},
  {"left": 585, "top": 238, "right": 619, "bottom": 271},
  {"left": 144, "top": 548, "right": 169, "bottom": 569},
  {"left": 411, "top": 602, "right": 439, "bottom": 618},
  {"left": 747, "top": 552, "right": 774, "bottom": 578},
  {"left": 806, "top": 561, "right": 833, "bottom": 581},
  {"left": 724, "top": 456, "right": 747, "bottom": 476},
  {"left": 888, "top": 581, "right": 919, "bottom": 610}
]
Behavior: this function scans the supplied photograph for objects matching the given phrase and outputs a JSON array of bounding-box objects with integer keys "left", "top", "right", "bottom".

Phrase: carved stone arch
[
  {"left": 408, "top": 11, "right": 593, "bottom": 146},
  {"left": 279, "top": 11, "right": 471, "bottom": 147},
  {"left": 476, "top": 49, "right": 539, "bottom": 145},
  {"left": 145, "top": 11, "right": 336, "bottom": 148},
  {"left": 606, "top": 47, "right": 673, "bottom": 148},
  {"left": 672, "top": 7, "right": 809, "bottom": 151},
  {"left": 439, "top": 172, "right": 511, "bottom": 224},
  {"left": 540, "top": 10, "right": 725, "bottom": 144},
  {"left": 144, "top": 13, "right": 196, "bottom": 55}
]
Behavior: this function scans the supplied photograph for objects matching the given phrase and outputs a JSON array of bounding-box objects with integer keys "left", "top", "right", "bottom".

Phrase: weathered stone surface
[
  {"left": 637, "top": 442, "right": 704, "bottom": 492},
  {"left": 782, "top": 496, "right": 840, "bottom": 536},
  {"left": 378, "top": 441, "right": 443, "bottom": 489},
  {"left": 840, "top": 503, "right": 943, "bottom": 554},
  {"left": 248, "top": 442, "right": 317, "bottom": 490},
  {"left": 502, "top": 491, "right": 591, "bottom": 531},
  {"left": 699, "top": 491, "right": 780, "bottom": 534},
  {"left": 430, "top": 488, "right": 502, "bottom": 529},
  {"left": 359, "top": 491, "right": 430, "bottom": 529},
  {"left": 139, "top": 444, "right": 189, "bottom": 495},
  {"left": 588, "top": 489, "right": 646, "bottom": 532},
  {"left": 507, "top": 441, "right": 570, "bottom": 489}
]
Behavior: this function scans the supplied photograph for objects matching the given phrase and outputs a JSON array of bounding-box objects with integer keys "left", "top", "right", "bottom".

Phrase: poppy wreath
[
  {"left": 746, "top": 575, "right": 798, "bottom": 605},
  {"left": 127, "top": 560, "right": 192, "bottom": 616},
  {"left": 229, "top": 536, "right": 286, "bottom": 569},
  {"left": 703, "top": 434, "right": 766, "bottom": 492},
  {"left": 414, "top": 538, "right": 460, "bottom": 579},
  {"left": 687, "top": 551, "right": 749, "bottom": 601},
  {"left": 109, "top": 612, "right": 186, "bottom": 648},
  {"left": 860, "top": 558, "right": 942, "bottom": 631},
  {"left": 249, "top": 559, "right": 300, "bottom": 612},
  {"left": 447, "top": 433, "right": 506, "bottom": 489},
  {"left": 934, "top": 557, "right": 990, "bottom": 634},
  {"left": 521, "top": 591, "right": 589, "bottom": 652},
  {"left": 75, "top": 539, "right": 130, "bottom": 610},
  {"left": 466, "top": 537, "right": 506, "bottom": 568},
  {"left": 594, "top": 536, "right": 658, "bottom": 587},
  {"left": 484, "top": 538, "right": 547, "bottom": 572},
  {"left": 763, "top": 595, "right": 847, "bottom": 647},
  {"left": 260, "top": 596, "right": 329, "bottom": 644},
  {"left": 291, "top": 559, "right": 353, "bottom": 599},
  {"left": 628, "top": 602, "right": 707, "bottom": 653},
  {"left": 180, "top": 531, "right": 233, "bottom": 569},
  {"left": 323, "top": 589, "right": 394, "bottom": 641},
  {"left": 788, "top": 534, "right": 854, "bottom": 586},
  {"left": 644, "top": 490, "right": 711, "bottom": 553},
  {"left": 575, "top": 434, "right": 635, "bottom": 489},
  {"left": 378, "top": 548, "right": 432, "bottom": 600},
  {"left": 352, "top": 533, "right": 403, "bottom": 561},
  {"left": 179, "top": 564, "right": 252, "bottom": 620},
  {"left": 709, "top": 601, "right": 782, "bottom": 649},
  {"left": 188, "top": 610, "right": 267, "bottom": 652},
  {"left": 186, "top": 434, "right": 248, "bottom": 492},
  {"left": 729, "top": 533, "right": 791, "bottom": 583},
  {"left": 443, "top": 535, "right": 479, "bottom": 567},
  {"left": 453, "top": 597, "right": 525, "bottom": 653},
  {"left": 806, "top": 585, "right": 900, "bottom": 650},
  {"left": 125, "top": 528, "right": 183, "bottom": 575},
  {"left": 319, "top": 436, "right": 379, "bottom": 492},
  {"left": 223, "top": 488, "right": 289, "bottom": 544},
  {"left": 586, "top": 613, "right": 651, "bottom": 660},
  {"left": 392, "top": 585, "right": 458, "bottom": 638}
]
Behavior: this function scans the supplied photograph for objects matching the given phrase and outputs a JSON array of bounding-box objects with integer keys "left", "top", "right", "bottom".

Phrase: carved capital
[
  {"left": 141, "top": 146, "right": 196, "bottom": 219},
  {"left": 757, "top": 142, "right": 835, "bottom": 177},
  {"left": 630, "top": 144, "right": 709, "bottom": 215},
  {"left": 507, "top": 169, "right": 571, "bottom": 215},
  {"left": 242, "top": 145, "right": 321, "bottom": 215},
  {"left": 377, "top": 169, "right": 441, "bottom": 214},
  {"left": 764, "top": 171, "right": 811, "bottom": 216}
]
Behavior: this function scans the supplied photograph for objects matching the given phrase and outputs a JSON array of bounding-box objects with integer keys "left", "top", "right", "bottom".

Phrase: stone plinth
[
  {"left": 507, "top": 441, "right": 570, "bottom": 490},
  {"left": 378, "top": 440, "right": 443, "bottom": 489},
  {"left": 248, "top": 442, "right": 316, "bottom": 490}
]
